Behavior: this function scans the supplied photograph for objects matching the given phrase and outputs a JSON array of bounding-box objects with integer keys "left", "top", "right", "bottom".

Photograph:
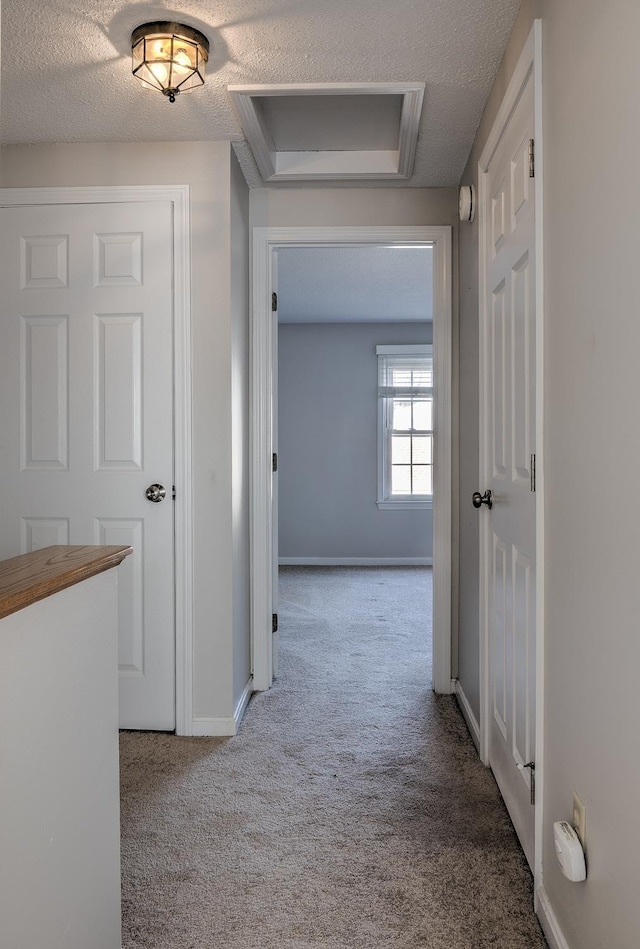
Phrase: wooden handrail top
[{"left": 0, "top": 545, "right": 133, "bottom": 620}]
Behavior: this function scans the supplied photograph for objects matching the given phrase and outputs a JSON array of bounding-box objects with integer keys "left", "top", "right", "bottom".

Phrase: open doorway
[
  {"left": 276, "top": 245, "right": 433, "bottom": 567},
  {"left": 250, "top": 226, "right": 453, "bottom": 695},
  {"left": 275, "top": 243, "right": 433, "bottom": 685}
]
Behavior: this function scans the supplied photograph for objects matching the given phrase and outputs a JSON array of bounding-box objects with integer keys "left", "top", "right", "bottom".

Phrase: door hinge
[
  {"left": 272, "top": 291, "right": 278, "bottom": 312},
  {"left": 519, "top": 761, "right": 536, "bottom": 806},
  {"left": 530, "top": 453, "right": 536, "bottom": 493},
  {"left": 528, "top": 138, "right": 535, "bottom": 178},
  {"left": 272, "top": 452, "right": 278, "bottom": 473},
  {"left": 172, "top": 485, "right": 176, "bottom": 500},
  {"left": 272, "top": 613, "right": 278, "bottom": 634}
]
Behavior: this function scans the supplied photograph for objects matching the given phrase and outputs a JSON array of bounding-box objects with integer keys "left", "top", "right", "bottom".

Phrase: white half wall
[{"left": 0, "top": 571, "right": 121, "bottom": 949}]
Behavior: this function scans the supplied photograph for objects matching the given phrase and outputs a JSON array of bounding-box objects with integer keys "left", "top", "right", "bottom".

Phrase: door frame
[
  {"left": 477, "top": 20, "right": 544, "bottom": 888},
  {"left": 0, "top": 185, "right": 194, "bottom": 735},
  {"left": 251, "top": 225, "right": 453, "bottom": 693}
]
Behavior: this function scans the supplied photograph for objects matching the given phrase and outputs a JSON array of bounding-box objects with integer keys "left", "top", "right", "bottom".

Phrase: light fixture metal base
[{"left": 131, "top": 21, "right": 210, "bottom": 54}]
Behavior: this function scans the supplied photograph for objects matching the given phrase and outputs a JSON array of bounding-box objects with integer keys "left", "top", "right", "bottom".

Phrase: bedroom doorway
[{"left": 250, "top": 226, "right": 453, "bottom": 696}]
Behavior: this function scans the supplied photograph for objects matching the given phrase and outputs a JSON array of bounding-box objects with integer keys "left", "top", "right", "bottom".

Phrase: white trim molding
[
  {"left": 279, "top": 558, "right": 433, "bottom": 567},
  {"left": 228, "top": 83, "right": 424, "bottom": 182},
  {"left": 477, "top": 18, "right": 544, "bottom": 887},
  {"left": 252, "top": 225, "right": 453, "bottom": 694},
  {"left": 234, "top": 678, "right": 254, "bottom": 731},
  {"left": 191, "top": 679, "right": 254, "bottom": 737},
  {"left": 536, "top": 888, "right": 570, "bottom": 949},
  {"left": 0, "top": 185, "right": 194, "bottom": 736},
  {"left": 191, "top": 717, "right": 237, "bottom": 737},
  {"left": 453, "top": 679, "right": 481, "bottom": 752},
  {"left": 376, "top": 500, "right": 433, "bottom": 510},
  {"left": 376, "top": 343, "right": 434, "bottom": 509}
]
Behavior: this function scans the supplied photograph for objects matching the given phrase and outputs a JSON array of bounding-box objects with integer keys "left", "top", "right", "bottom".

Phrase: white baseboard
[
  {"left": 190, "top": 678, "right": 254, "bottom": 737},
  {"left": 453, "top": 678, "right": 481, "bottom": 753},
  {"left": 234, "top": 678, "right": 254, "bottom": 730},
  {"left": 191, "top": 716, "right": 237, "bottom": 737},
  {"left": 536, "top": 887, "right": 570, "bottom": 949},
  {"left": 279, "top": 557, "right": 433, "bottom": 566}
]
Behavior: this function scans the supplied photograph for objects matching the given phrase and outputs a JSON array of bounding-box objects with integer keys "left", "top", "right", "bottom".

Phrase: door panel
[
  {"left": 484, "top": 75, "right": 537, "bottom": 868},
  {"left": 95, "top": 313, "right": 144, "bottom": 469},
  {"left": 513, "top": 546, "right": 533, "bottom": 765},
  {"left": 0, "top": 201, "right": 175, "bottom": 730},
  {"left": 492, "top": 533, "right": 509, "bottom": 739},
  {"left": 491, "top": 280, "right": 507, "bottom": 478},
  {"left": 96, "top": 517, "right": 145, "bottom": 677},
  {"left": 22, "top": 315, "right": 69, "bottom": 469},
  {"left": 512, "top": 253, "right": 532, "bottom": 484}
]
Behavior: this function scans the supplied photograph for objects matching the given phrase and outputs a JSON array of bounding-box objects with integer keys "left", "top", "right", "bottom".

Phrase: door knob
[
  {"left": 145, "top": 483, "right": 166, "bottom": 503},
  {"left": 472, "top": 489, "right": 493, "bottom": 510}
]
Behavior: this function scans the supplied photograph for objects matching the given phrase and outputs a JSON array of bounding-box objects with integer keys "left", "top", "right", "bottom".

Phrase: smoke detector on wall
[{"left": 459, "top": 185, "right": 475, "bottom": 222}]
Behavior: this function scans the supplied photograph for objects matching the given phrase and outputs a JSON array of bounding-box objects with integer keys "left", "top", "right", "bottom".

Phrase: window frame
[{"left": 377, "top": 343, "right": 433, "bottom": 510}]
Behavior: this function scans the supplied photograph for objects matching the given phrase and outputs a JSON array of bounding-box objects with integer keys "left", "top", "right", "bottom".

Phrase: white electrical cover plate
[{"left": 553, "top": 821, "right": 587, "bottom": 882}]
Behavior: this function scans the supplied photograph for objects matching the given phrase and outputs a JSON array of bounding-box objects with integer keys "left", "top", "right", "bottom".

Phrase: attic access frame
[
  {"left": 229, "top": 83, "right": 425, "bottom": 182},
  {"left": 250, "top": 225, "right": 453, "bottom": 694}
]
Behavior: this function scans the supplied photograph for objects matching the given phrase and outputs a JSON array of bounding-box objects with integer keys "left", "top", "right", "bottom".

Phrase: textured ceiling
[
  {"left": 0, "top": 0, "right": 521, "bottom": 188},
  {"left": 277, "top": 246, "right": 433, "bottom": 323}
]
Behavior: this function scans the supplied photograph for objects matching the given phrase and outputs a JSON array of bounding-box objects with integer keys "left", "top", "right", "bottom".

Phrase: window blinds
[{"left": 376, "top": 348, "right": 433, "bottom": 398}]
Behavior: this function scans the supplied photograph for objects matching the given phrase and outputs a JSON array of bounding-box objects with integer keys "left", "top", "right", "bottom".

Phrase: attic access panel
[{"left": 227, "top": 83, "right": 425, "bottom": 182}]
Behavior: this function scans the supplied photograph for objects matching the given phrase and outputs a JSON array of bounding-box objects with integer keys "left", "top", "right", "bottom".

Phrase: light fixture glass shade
[{"left": 131, "top": 22, "right": 209, "bottom": 102}]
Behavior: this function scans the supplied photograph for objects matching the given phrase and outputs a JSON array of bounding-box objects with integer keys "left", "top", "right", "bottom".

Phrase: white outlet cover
[
  {"left": 572, "top": 791, "right": 586, "bottom": 846},
  {"left": 554, "top": 821, "right": 587, "bottom": 882}
]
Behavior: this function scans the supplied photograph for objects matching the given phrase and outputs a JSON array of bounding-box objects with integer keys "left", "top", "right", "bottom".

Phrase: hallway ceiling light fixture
[{"left": 131, "top": 22, "right": 209, "bottom": 103}]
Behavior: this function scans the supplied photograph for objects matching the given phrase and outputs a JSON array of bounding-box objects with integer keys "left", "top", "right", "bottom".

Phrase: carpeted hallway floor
[{"left": 120, "top": 566, "right": 547, "bottom": 948}]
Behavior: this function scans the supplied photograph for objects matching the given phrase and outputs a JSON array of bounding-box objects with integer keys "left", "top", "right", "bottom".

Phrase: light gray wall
[
  {"left": 250, "top": 187, "right": 457, "bottom": 230},
  {"left": 0, "top": 141, "right": 241, "bottom": 724},
  {"left": 278, "top": 322, "right": 432, "bottom": 560},
  {"left": 459, "top": 1, "right": 640, "bottom": 944},
  {"left": 230, "top": 150, "right": 251, "bottom": 709}
]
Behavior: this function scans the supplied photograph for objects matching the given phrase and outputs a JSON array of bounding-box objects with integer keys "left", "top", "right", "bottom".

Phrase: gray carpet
[{"left": 120, "top": 566, "right": 547, "bottom": 948}]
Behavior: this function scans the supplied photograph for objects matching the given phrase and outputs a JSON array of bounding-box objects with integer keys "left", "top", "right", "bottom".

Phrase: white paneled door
[
  {"left": 482, "top": 73, "right": 537, "bottom": 868},
  {"left": 0, "top": 201, "right": 175, "bottom": 730}
]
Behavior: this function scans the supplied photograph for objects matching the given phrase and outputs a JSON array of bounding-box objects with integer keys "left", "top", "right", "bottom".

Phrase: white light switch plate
[{"left": 572, "top": 791, "right": 586, "bottom": 846}]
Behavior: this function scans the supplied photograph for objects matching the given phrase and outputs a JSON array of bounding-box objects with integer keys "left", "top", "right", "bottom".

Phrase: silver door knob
[
  {"left": 472, "top": 489, "right": 493, "bottom": 509},
  {"left": 145, "top": 483, "right": 166, "bottom": 503}
]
